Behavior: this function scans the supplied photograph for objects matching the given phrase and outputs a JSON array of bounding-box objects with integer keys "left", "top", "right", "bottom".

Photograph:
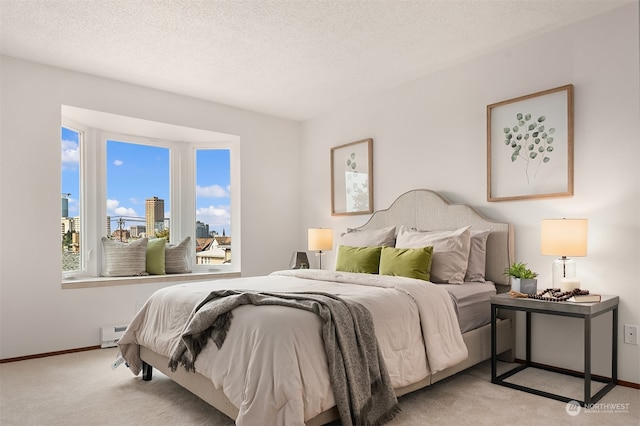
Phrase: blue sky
[{"left": 61, "top": 127, "right": 231, "bottom": 236}]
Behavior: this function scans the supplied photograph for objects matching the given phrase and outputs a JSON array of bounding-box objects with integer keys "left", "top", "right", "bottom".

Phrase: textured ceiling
[{"left": 0, "top": 0, "right": 631, "bottom": 121}]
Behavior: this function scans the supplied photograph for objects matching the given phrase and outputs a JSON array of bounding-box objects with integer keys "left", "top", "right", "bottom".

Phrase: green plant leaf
[{"left": 504, "top": 261, "right": 538, "bottom": 278}]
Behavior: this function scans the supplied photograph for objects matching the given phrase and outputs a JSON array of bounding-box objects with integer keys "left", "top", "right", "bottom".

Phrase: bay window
[{"left": 61, "top": 105, "right": 240, "bottom": 281}]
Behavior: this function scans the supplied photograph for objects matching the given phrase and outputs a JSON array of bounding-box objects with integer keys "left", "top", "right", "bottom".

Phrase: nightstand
[{"left": 490, "top": 293, "right": 619, "bottom": 406}]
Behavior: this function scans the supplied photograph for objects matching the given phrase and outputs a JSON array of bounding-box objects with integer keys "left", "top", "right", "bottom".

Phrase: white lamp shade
[
  {"left": 308, "top": 228, "right": 333, "bottom": 251},
  {"left": 541, "top": 219, "right": 588, "bottom": 257}
]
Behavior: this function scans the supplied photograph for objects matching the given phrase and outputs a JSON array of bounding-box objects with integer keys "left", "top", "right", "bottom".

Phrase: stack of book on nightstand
[{"left": 567, "top": 293, "right": 601, "bottom": 302}]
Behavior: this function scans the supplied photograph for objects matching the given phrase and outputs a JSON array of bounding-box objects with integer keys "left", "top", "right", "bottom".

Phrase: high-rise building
[
  {"left": 145, "top": 196, "right": 165, "bottom": 237},
  {"left": 61, "top": 194, "right": 69, "bottom": 218},
  {"left": 195, "top": 220, "right": 209, "bottom": 238}
]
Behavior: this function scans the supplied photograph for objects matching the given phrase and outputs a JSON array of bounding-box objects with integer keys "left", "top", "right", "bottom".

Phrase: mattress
[{"left": 439, "top": 282, "right": 497, "bottom": 333}]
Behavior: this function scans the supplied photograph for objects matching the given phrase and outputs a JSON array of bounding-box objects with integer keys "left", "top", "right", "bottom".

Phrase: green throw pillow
[
  {"left": 335, "top": 245, "right": 382, "bottom": 274},
  {"left": 379, "top": 246, "right": 433, "bottom": 281},
  {"left": 146, "top": 237, "right": 167, "bottom": 275}
]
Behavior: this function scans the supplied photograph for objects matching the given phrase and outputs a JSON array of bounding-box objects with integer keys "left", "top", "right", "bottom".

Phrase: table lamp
[
  {"left": 541, "top": 218, "right": 588, "bottom": 290},
  {"left": 308, "top": 228, "right": 333, "bottom": 269}
]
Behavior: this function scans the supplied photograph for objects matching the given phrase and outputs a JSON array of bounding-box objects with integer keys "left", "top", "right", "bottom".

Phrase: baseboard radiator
[{"left": 101, "top": 325, "right": 127, "bottom": 348}]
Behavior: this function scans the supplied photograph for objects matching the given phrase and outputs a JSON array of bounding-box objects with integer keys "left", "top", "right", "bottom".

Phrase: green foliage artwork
[
  {"left": 503, "top": 113, "right": 556, "bottom": 184},
  {"left": 346, "top": 152, "right": 357, "bottom": 171},
  {"left": 345, "top": 152, "right": 368, "bottom": 212}
]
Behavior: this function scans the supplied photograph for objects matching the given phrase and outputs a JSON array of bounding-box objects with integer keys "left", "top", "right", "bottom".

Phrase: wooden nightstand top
[{"left": 490, "top": 292, "right": 619, "bottom": 316}]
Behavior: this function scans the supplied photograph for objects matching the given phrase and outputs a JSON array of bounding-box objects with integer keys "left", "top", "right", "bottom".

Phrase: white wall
[
  {"left": 301, "top": 4, "right": 639, "bottom": 383},
  {"left": 0, "top": 57, "right": 302, "bottom": 359}
]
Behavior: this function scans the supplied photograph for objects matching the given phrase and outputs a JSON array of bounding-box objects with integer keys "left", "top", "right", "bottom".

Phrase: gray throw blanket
[{"left": 168, "top": 290, "right": 400, "bottom": 426}]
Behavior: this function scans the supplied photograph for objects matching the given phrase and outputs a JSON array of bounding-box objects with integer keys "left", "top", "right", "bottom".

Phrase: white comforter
[{"left": 118, "top": 270, "right": 467, "bottom": 425}]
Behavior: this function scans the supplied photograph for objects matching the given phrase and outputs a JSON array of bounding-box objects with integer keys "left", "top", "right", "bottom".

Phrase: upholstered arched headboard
[{"left": 354, "top": 189, "right": 514, "bottom": 287}]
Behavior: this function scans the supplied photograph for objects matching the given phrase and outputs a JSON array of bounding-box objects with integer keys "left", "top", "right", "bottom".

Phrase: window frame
[
  {"left": 61, "top": 120, "right": 87, "bottom": 278},
  {"left": 61, "top": 109, "right": 241, "bottom": 282}
]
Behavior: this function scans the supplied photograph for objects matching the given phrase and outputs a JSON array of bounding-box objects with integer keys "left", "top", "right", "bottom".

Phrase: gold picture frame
[
  {"left": 331, "top": 138, "right": 373, "bottom": 215},
  {"left": 487, "top": 84, "right": 574, "bottom": 202}
]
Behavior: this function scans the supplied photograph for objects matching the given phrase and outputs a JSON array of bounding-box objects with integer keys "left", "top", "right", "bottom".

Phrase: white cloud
[
  {"left": 196, "top": 205, "right": 230, "bottom": 228},
  {"left": 114, "top": 206, "right": 138, "bottom": 216},
  {"left": 106, "top": 199, "right": 137, "bottom": 217},
  {"left": 113, "top": 159, "right": 124, "bottom": 166},
  {"left": 196, "top": 184, "right": 229, "bottom": 198},
  {"left": 61, "top": 139, "right": 79, "bottom": 169}
]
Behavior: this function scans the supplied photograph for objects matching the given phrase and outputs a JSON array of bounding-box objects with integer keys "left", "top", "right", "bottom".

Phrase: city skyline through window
[{"left": 62, "top": 123, "right": 233, "bottom": 274}]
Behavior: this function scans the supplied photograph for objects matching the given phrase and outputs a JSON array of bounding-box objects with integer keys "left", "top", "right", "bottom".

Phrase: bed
[{"left": 118, "top": 189, "right": 515, "bottom": 425}]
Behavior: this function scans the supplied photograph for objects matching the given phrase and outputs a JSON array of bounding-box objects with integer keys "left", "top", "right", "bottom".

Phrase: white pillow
[
  {"left": 165, "top": 236, "right": 192, "bottom": 274},
  {"left": 465, "top": 229, "right": 490, "bottom": 282},
  {"left": 337, "top": 226, "right": 396, "bottom": 248},
  {"left": 395, "top": 226, "right": 471, "bottom": 284},
  {"left": 101, "top": 237, "right": 148, "bottom": 277}
]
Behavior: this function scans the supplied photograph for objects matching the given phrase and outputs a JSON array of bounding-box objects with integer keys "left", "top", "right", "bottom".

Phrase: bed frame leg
[{"left": 142, "top": 362, "right": 153, "bottom": 381}]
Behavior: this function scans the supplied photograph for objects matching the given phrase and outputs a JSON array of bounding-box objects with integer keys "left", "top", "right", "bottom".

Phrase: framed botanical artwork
[
  {"left": 331, "top": 138, "right": 373, "bottom": 215},
  {"left": 487, "top": 84, "right": 574, "bottom": 202}
]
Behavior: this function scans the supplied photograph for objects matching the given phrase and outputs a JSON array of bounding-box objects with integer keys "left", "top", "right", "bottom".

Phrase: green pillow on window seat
[{"left": 146, "top": 237, "right": 167, "bottom": 275}]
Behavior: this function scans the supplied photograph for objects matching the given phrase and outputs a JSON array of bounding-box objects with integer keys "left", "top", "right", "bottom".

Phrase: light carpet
[{"left": 1, "top": 348, "right": 638, "bottom": 425}]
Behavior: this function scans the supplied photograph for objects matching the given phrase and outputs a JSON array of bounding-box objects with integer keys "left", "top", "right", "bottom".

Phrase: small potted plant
[{"left": 505, "top": 262, "right": 538, "bottom": 294}]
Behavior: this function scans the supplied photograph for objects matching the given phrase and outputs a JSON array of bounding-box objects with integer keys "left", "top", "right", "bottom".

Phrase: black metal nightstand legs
[{"left": 490, "top": 299, "right": 618, "bottom": 407}]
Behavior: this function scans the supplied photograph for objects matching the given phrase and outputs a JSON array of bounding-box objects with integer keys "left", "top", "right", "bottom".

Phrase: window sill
[{"left": 62, "top": 271, "right": 241, "bottom": 289}]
